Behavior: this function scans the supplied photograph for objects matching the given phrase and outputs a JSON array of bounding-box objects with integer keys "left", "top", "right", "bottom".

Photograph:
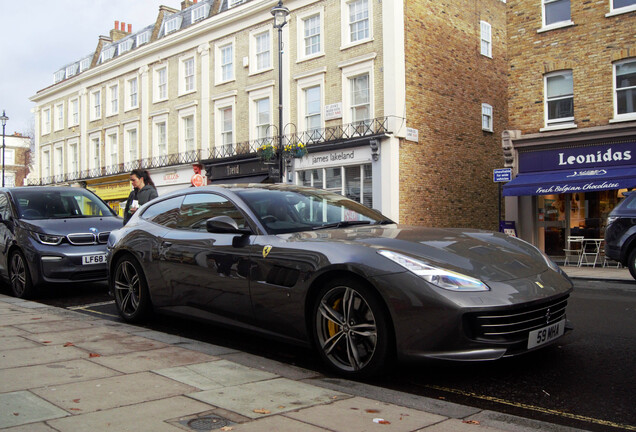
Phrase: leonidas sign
[{"left": 519, "top": 142, "right": 635, "bottom": 173}]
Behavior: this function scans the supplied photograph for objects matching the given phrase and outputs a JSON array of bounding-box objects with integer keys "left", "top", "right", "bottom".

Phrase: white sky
[{"left": 0, "top": 0, "right": 176, "bottom": 136}]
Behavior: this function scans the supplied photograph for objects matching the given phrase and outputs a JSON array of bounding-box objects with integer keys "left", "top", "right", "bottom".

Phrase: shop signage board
[
  {"left": 294, "top": 146, "right": 372, "bottom": 170},
  {"left": 493, "top": 168, "right": 512, "bottom": 182},
  {"left": 88, "top": 182, "right": 131, "bottom": 200}
]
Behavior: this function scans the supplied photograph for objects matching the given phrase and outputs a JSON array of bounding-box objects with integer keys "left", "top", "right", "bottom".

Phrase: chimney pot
[
  {"left": 121, "top": 21, "right": 125, "bottom": 31},
  {"left": 115, "top": 20, "right": 119, "bottom": 29},
  {"left": 127, "top": 23, "right": 132, "bottom": 32}
]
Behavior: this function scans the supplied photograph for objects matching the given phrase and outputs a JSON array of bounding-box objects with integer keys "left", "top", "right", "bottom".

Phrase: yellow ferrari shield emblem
[
  {"left": 262, "top": 245, "right": 273, "bottom": 258},
  {"left": 535, "top": 281, "right": 544, "bottom": 289}
]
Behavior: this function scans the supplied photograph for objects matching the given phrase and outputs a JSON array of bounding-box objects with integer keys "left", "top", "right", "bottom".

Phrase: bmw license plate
[
  {"left": 82, "top": 254, "right": 107, "bottom": 265},
  {"left": 527, "top": 319, "right": 565, "bottom": 349}
]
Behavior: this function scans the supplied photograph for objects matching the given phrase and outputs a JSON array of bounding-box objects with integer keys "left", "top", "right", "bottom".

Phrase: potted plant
[
  {"left": 258, "top": 142, "right": 275, "bottom": 162},
  {"left": 284, "top": 143, "right": 308, "bottom": 158}
]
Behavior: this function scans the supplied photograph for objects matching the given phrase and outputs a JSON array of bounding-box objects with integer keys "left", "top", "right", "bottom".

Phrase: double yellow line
[{"left": 426, "top": 384, "right": 635, "bottom": 431}]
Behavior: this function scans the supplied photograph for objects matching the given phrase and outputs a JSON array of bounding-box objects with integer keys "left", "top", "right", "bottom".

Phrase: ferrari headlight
[
  {"left": 32, "top": 232, "right": 64, "bottom": 245},
  {"left": 378, "top": 250, "right": 489, "bottom": 292}
]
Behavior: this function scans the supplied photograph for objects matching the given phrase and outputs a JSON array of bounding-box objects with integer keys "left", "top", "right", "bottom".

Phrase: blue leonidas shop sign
[{"left": 503, "top": 142, "right": 636, "bottom": 196}]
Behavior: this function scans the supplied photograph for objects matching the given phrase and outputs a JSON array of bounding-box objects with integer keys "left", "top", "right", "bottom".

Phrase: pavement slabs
[
  {"left": 0, "top": 313, "right": 66, "bottom": 327},
  {"left": 30, "top": 372, "right": 199, "bottom": 414},
  {"left": 0, "top": 345, "right": 88, "bottom": 370},
  {"left": 0, "top": 359, "right": 120, "bottom": 393},
  {"left": 0, "top": 335, "right": 42, "bottom": 350},
  {"left": 225, "top": 415, "right": 330, "bottom": 431},
  {"left": 155, "top": 359, "right": 278, "bottom": 390},
  {"left": 285, "top": 396, "right": 447, "bottom": 432},
  {"left": 188, "top": 377, "right": 350, "bottom": 419},
  {"left": 46, "top": 396, "right": 214, "bottom": 432},
  {"left": 88, "top": 346, "right": 217, "bottom": 374},
  {"left": 0, "top": 390, "right": 68, "bottom": 429}
]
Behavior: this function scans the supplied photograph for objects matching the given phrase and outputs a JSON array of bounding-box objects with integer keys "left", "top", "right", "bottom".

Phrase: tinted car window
[
  {"left": 140, "top": 196, "right": 183, "bottom": 228},
  {"left": 12, "top": 189, "right": 114, "bottom": 219},
  {"left": 175, "top": 193, "right": 246, "bottom": 231},
  {"left": 0, "top": 194, "right": 11, "bottom": 220}
]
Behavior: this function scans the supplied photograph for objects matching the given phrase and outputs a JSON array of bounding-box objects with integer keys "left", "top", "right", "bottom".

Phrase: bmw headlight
[
  {"left": 378, "top": 250, "right": 489, "bottom": 292},
  {"left": 32, "top": 232, "right": 64, "bottom": 245}
]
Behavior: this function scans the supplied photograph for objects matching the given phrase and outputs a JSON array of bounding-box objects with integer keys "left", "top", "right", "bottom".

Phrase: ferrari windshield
[
  {"left": 235, "top": 187, "right": 393, "bottom": 234},
  {"left": 13, "top": 189, "right": 115, "bottom": 220}
]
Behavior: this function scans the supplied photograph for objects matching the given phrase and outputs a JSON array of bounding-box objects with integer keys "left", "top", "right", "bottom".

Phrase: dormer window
[
  {"left": 79, "top": 57, "right": 91, "bottom": 73},
  {"left": 66, "top": 64, "right": 78, "bottom": 78},
  {"left": 164, "top": 16, "right": 183, "bottom": 34},
  {"left": 228, "top": 0, "right": 244, "bottom": 8},
  {"left": 192, "top": 4, "right": 210, "bottom": 22},
  {"left": 118, "top": 39, "right": 133, "bottom": 55},
  {"left": 54, "top": 70, "right": 65, "bottom": 83},
  {"left": 136, "top": 31, "right": 150, "bottom": 46},
  {"left": 100, "top": 46, "right": 116, "bottom": 63}
]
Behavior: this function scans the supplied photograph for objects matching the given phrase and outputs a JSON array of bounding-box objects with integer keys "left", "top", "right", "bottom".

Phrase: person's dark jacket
[{"left": 123, "top": 184, "right": 158, "bottom": 225}]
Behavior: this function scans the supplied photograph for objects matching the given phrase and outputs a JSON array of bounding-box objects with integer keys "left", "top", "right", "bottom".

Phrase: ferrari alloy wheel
[
  {"left": 9, "top": 251, "right": 35, "bottom": 299},
  {"left": 313, "top": 278, "right": 391, "bottom": 377},
  {"left": 112, "top": 255, "right": 151, "bottom": 322}
]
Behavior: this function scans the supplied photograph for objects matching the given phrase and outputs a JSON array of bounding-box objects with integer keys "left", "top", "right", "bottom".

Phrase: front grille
[
  {"left": 67, "top": 233, "right": 97, "bottom": 245},
  {"left": 465, "top": 294, "right": 569, "bottom": 343},
  {"left": 98, "top": 232, "right": 110, "bottom": 243}
]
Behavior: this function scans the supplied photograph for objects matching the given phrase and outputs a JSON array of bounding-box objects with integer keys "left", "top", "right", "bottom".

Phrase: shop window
[{"left": 297, "top": 163, "right": 372, "bottom": 207}]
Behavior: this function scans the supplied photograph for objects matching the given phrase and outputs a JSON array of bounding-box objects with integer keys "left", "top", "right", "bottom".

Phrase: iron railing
[{"left": 29, "top": 117, "right": 392, "bottom": 186}]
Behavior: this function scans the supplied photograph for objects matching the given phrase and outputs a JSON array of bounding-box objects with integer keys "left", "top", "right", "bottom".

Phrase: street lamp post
[
  {"left": 0, "top": 110, "right": 8, "bottom": 188},
  {"left": 271, "top": 0, "right": 289, "bottom": 183}
]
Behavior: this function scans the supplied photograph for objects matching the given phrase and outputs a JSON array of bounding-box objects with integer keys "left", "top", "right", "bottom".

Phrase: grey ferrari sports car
[{"left": 107, "top": 184, "right": 573, "bottom": 376}]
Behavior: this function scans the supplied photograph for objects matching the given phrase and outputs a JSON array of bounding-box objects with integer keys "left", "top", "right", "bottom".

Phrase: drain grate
[{"left": 179, "top": 414, "right": 232, "bottom": 431}]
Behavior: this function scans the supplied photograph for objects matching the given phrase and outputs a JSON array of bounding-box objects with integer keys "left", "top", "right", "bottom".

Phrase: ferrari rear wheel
[
  {"left": 313, "top": 277, "right": 391, "bottom": 377},
  {"left": 112, "top": 255, "right": 152, "bottom": 322}
]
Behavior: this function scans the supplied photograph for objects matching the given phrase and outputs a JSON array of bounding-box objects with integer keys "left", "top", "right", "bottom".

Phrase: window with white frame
[
  {"left": 480, "top": 21, "right": 492, "bottom": 57},
  {"left": 3, "top": 172, "right": 15, "bottom": 187},
  {"left": 255, "top": 98, "right": 270, "bottom": 140},
  {"left": 137, "top": 31, "right": 150, "bottom": 46},
  {"left": 297, "top": 164, "right": 373, "bottom": 208},
  {"left": 124, "top": 125, "right": 139, "bottom": 162},
  {"left": 216, "top": 42, "right": 234, "bottom": 83},
  {"left": 100, "top": 46, "right": 116, "bottom": 63},
  {"left": 69, "top": 98, "right": 79, "bottom": 127},
  {"left": 214, "top": 96, "right": 235, "bottom": 153},
  {"left": 542, "top": 0, "right": 571, "bottom": 28},
  {"left": 192, "top": 3, "right": 210, "bottom": 22},
  {"left": 108, "top": 83, "right": 119, "bottom": 116},
  {"left": 614, "top": 58, "right": 636, "bottom": 119},
  {"left": 249, "top": 87, "right": 273, "bottom": 141},
  {"left": 304, "top": 14, "right": 321, "bottom": 57},
  {"left": 180, "top": 112, "right": 196, "bottom": 153},
  {"left": 305, "top": 86, "right": 322, "bottom": 133},
  {"left": 350, "top": 74, "right": 370, "bottom": 124},
  {"left": 252, "top": 30, "right": 271, "bottom": 73},
  {"left": 54, "top": 145, "right": 63, "bottom": 176},
  {"left": 164, "top": 16, "right": 183, "bottom": 34},
  {"left": 482, "top": 103, "right": 493, "bottom": 132},
  {"left": 155, "top": 66, "right": 168, "bottom": 101},
  {"left": 54, "top": 103, "right": 64, "bottom": 131},
  {"left": 90, "top": 135, "right": 101, "bottom": 170},
  {"left": 91, "top": 89, "right": 101, "bottom": 120},
  {"left": 545, "top": 70, "right": 574, "bottom": 127},
  {"left": 42, "top": 108, "right": 51, "bottom": 134},
  {"left": 42, "top": 148, "right": 51, "bottom": 179},
  {"left": 229, "top": 0, "right": 244, "bottom": 7},
  {"left": 342, "top": 0, "right": 371, "bottom": 47},
  {"left": 154, "top": 118, "right": 168, "bottom": 156},
  {"left": 181, "top": 56, "right": 196, "bottom": 94},
  {"left": 2, "top": 149, "right": 15, "bottom": 166},
  {"left": 79, "top": 57, "right": 91, "bottom": 73},
  {"left": 107, "top": 131, "right": 118, "bottom": 167},
  {"left": 54, "top": 70, "right": 65, "bottom": 83},
  {"left": 221, "top": 107, "right": 233, "bottom": 148},
  {"left": 610, "top": 0, "right": 636, "bottom": 14},
  {"left": 66, "top": 64, "right": 78, "bottom": 78},
  {"left": 126, "top": 77, "right": 138, "bottom": 110},
  {"left": 68, "top": 141, "right": 79, "bottom": 174},
  {"left": 118, "top": 39, "right": 133, "bottom": 55}
]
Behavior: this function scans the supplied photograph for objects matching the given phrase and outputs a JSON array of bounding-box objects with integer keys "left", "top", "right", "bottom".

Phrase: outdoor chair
[{"left": 563, "top": 236, "right": 584, "bottom": 266}]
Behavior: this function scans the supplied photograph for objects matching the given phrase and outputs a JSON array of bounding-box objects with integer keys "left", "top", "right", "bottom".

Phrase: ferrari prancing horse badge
[{"left": 262, "top": 245, "right": 272, "bottom": 258}]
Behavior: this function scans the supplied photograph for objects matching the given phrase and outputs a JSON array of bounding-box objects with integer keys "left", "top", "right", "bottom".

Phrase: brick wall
[
  {"left": 402, "top": 0, "right": 508, "bottom": 230},
  {"left": 507, "top": 0, "right": 635, "bottom": 134}
]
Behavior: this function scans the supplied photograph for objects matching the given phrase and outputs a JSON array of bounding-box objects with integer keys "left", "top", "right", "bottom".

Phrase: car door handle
[{"left": 161, "top": 241, "right": 173, "bottom": 248}]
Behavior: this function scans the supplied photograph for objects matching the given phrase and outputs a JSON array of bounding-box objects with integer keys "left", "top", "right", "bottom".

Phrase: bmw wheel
[
  {"left": 112, "top": 255, "right": 152, "bottom": 322},
  {"left": 313, "top": 277, "right": 391, "bottom": 377},
  {"left": 9, "top": 251, "right": 35, "bottom": 299}
]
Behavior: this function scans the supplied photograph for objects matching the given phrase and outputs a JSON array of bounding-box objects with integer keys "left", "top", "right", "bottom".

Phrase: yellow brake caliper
[{"left": 327, "top": 298, "right": 342, "bottom": 337}]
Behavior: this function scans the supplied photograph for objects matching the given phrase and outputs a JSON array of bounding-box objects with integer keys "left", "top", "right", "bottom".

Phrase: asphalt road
[{"left": 3, "top": 278, "right": 635, "bottom": 432}]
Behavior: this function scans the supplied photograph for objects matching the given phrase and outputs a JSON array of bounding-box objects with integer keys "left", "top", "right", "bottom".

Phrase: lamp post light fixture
[
  {"left": 0, "top": 110, "right": 8, "bottom": 188},
  {"left": 271, "top": 0, "right": 289, "bottom": 183}
]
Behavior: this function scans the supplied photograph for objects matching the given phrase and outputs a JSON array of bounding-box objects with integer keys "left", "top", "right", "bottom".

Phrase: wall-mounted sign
[
  {"left": 294, "top": 146, "right": 372, "bottom": 170},
  {"left": 324, "top": 103, "right": 342, "bottom": 120},
  {"left": 493, "top": 168, "right": 512, "bottom": 182},
  {"left": 406, "top": 127, "right": 419, "bottom": 142}
]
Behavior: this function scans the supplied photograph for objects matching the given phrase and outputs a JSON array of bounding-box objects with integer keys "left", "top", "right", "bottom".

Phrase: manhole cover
[{"left": 179, "top": 414, "right": 232, "bottom": 431}]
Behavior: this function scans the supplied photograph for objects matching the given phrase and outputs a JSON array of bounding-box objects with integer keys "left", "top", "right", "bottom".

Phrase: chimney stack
[
  {"left": 110, "top": 19, "right": 131, "bottom": 42},
  {"left": 128, "top": 23, "right": 132, "bottom": 32}
]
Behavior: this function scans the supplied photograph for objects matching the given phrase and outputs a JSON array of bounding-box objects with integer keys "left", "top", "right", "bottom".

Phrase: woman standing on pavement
[{"left": 123, "top": 169, "right": 158, "bottom": 225}]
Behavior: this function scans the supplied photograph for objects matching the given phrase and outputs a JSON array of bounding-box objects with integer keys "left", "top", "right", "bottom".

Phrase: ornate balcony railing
[{"left": 29, "top": 116, "right": 392, "bottom": 186}]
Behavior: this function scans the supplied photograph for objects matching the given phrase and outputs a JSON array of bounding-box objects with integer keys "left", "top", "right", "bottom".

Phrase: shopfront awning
[{"left": 502, "top": 165, "right": 636, "bottom": 196}]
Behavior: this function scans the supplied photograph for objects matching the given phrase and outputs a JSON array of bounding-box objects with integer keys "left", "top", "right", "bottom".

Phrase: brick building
[
  {"left": 502, "top": 0, "right": 636, "bottom": 256},
  {"left": 1, "top": 133, "right": 31, "bottom": 187},
  {"left": 30, "top": 0, "right": 507, "bottom": 228}
]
